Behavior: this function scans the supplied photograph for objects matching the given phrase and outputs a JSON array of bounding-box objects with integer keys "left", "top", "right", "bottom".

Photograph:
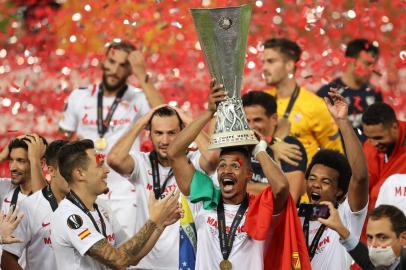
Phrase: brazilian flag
[{"left": 179, "top": 195, "right": 197, "bottom": 270}]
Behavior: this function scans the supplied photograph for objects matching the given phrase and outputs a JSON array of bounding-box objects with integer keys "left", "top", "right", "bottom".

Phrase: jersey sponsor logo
[
  {"left": 206, "top": 216, "right": 246, "bottom": 234},
  {"left": 146, "top": 183, "right": 177, "bottom": 194},
  {"left": 42, "top": 222, "right": 51, "bottom": 227},
  {"left": 67, "top": 214, "right": 83, "bottom": 229},
  {"left": 43, "top": 237, "right": 52, "bottom": 245},
  {"left": 395, "top": 186, "right": 406, "bottom": 196},
  {"left": 78, "top": 229, "right": 91, "bottom": 240},
  {"left": 81, "top": 113, "right": 132, "bottom": 126},
  {"left": 317, "top": 236, "right": 330, "bottom": 252}
]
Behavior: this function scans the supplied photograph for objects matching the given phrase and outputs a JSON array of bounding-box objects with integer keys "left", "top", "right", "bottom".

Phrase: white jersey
[
  {"left": 1, "top": 186, "right": 28, "bottom": 216},
  {"left": 301, "top": 198, "right": 368, "bottom": 270},
  {"left": 51, "top": 197, "right": 128, "bottom": 270},
  {"left": 59, "top": 84, "right": 151, "bottom": 236},
  {"left": 59, "top": 84, "right": 150, "bottom": 153},
  {"left": 0, "top": 178, "right": 14, "bottom": 210},
  {"left": 191, "top": 201, "right": 269, "bottom": 270},
  {"left": 2, "top": 188, "right": 56, "bottom": 270},
  {"left": 0, "top": 185, "right": 28, "bottom": 268},
  {"left": 376, "top": 173, "right": 406, "bottom": 214},
  {"left": 128, "top": 150, "right": 201, "bottom": 270}
]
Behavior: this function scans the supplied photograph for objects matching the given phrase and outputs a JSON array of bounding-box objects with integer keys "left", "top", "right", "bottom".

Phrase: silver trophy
[{"left": 191, "top": 4, "right": 258, "bottom": 149}]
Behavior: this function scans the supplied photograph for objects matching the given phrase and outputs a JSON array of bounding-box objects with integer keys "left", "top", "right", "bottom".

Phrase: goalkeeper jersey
[{"left": 265, "top": 86, "right": 343, "bottom": 163}]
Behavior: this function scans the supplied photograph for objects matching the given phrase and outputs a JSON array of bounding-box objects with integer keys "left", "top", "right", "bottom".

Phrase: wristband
[
  {"left": 270, "top": 136, "right": 283, "bottom": 145},
  {"left": 273, "top": 136, "right": 282, "bottom": 143},
  {"left": 252, "top": 140, "right": 268, "bottom": 158}
]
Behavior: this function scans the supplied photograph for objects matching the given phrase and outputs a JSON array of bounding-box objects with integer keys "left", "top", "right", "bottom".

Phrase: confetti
[
  {"left": 0, "top": 0, "right": 404, "bottom": 171},
  {"left": 95, "top": 153, "right": 105, "bottom": 166},
  {"left": 236, "top": 157, "right": 244, "bottom": 167}
]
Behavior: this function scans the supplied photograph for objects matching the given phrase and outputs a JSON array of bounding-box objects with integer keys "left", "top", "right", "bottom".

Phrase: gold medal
[
  {"left": 95, "top": 137, "right": 108, "bottom": 151},
  {"left": 219, "top": 259, "right": 232, "bottom": 270}
]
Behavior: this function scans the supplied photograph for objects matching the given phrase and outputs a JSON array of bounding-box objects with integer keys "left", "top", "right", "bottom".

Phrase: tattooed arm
[
  {"left": 87, "top": 220, "right": 160, "bottom": 269},
  {"left": 120, "top": 223, "right": 166, "bottom": 265},
  {"left": 87, "top": 191, "right": 181, "bottom": 269}
]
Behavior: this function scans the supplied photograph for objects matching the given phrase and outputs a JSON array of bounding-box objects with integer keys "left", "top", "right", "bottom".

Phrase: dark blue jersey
[
  {"left": 251, "top": 136, "right": 307, "bottom": 183},
  {"left": 317, "top": 78, "right": 382, "bottom": 142}
]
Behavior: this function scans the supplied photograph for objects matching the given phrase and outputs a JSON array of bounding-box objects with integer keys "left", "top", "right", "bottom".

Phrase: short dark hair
[
  {"left": 305, "top": 149, "right": 352, "bottom": 198},
  {"left": 147, "top": 106, "right": 184, "bottom": 130},
  {"left": 8, "top": 138, "right": 28, "bottom": 153},
  {"left": 362, "top": 102, "right": 397, "bottom": 127},
  {"left": 369, "top": 205, "right": 406, "bottom": 237},
  {"left": 8, "top": 136, "right": 48, "bottom": 157},
  {"left": 58, "top": 139, "right": 94, "bottom": 183},
  {"left": 263, "top": 38, "right": 302, "bottom": 63},
  {"left": 220, "top": 146, "right": 252, "bottom": 168},
  {"left": 106, "top": 40, "right": 136, "bottom": 55},
  {"left": 242, "top": 91, "right": 277, "bottom": 116},
  {"left": 345, "top": 38, "right": 379, "bottom": 59},
  {"left": 45, "top": 140, "right": 68, "bottom": 167}
]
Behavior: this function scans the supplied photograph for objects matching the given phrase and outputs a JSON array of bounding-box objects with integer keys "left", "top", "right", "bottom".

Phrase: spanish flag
[
  {"left": 244, "top": 189, "right": 311, "bottom": 270},
  {"left": 78, "top": 228, "right": 91, "bottom": 240}
]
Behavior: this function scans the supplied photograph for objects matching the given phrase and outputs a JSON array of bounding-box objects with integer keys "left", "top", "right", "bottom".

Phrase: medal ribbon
[
  {"left": 97, "top": 84, "right": 128, "bottom": 138},
  {"left": 302, "top": 217, "right": 326, "bottom": 260},
  {"left": 10, "top": 186, "right": 32, "bottom": 209},
  {"left": 281, "top": 84, "right": 300, "bottom": 119},
  {"left": 10, "top": 186, "right": 21, "bottom": 209},
  {"left": 42, "top": 185, "right": 58, "bottom": 212},
  {"left": 149, "top": 151, "right": 173, "bottom": 199},
  {"left": 66, "top": 191, "right": 107, "bottom": 237},
  {"left": 217, "top": 195, "right": 249, "bottom": 261}
]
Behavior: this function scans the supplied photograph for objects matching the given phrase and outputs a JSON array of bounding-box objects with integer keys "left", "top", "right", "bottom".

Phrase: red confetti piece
[
  {"left": 236, "top": 157, "right": 244, "bottom": 166},
  {"left": 95, "top": 153, "right": 105, "bottom": 166}
]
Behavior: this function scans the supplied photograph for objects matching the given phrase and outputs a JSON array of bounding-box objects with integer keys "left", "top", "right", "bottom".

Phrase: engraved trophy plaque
[{"left": 191, "top": 4, "right": 258, "bottom": 149}]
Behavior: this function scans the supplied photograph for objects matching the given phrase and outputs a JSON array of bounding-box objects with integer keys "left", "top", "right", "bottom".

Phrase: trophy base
[{"left": 208, "top": 130, "right": 259, "bottom": 149}]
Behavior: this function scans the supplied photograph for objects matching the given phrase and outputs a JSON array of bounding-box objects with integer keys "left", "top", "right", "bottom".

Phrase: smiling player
[{"left": 300, "top": 90, "right": 369, "bottom": 270}]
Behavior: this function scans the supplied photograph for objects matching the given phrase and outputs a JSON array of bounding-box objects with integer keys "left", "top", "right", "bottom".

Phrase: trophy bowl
[{"left": 191, "top": 4, "right": 258, "bottom": 149}]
